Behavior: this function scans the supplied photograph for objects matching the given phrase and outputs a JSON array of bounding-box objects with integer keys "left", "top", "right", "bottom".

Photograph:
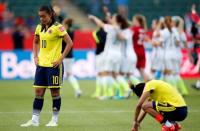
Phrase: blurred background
[{"left": 0, "top": 0, "right": 200, "bottom": 80}]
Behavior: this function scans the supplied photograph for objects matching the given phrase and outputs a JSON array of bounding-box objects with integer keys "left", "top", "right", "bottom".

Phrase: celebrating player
[
  {"left": 130, "top": 80, "right": 188, "bottom": 131},
  {"left": 62, "top": 18, "right": 82, "bottom": 98},
  {"left": 21, "top": 5, "right": 73, "bottom": 127}
]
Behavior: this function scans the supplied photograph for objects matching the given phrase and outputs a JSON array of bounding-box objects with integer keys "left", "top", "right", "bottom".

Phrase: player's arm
[
  {"left": 62, "top": 33, "right": 73, "bottom": 58},
  {"left": 131, "top": 92, "right": 150, "bottom": 131},
  {"left": 52, "top": 33, "right": 73, "bottom": 68},
  {"left": 33, "top": 35, "right": 40, "bottom": 65},
  {"left": 88, "top": 15, "right": 104, "bottom": 28}
]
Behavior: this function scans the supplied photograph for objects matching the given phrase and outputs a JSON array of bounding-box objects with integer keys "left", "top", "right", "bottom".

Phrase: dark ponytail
[
  {"left": 39, "top": 5, "right": 56, "bottom": 32},
  {"left": 116, "top": 14, "right": 129, "bottom": 29}
]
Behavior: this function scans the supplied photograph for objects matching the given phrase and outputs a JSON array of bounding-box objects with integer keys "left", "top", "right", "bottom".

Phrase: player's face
[
  {"left": 38, "top": 11, "right": 51, "bottom": 25},
  {"left": 132, "top": 17, "right": 139, "bottom": 26}
]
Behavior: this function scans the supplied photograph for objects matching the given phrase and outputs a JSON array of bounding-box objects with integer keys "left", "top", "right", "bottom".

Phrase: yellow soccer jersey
[
  {"left": 35, "top": 22, "right": 67, "bottom": 67},
  {"left": 143, "top": 80, "right": 186, "bottom": 107}
]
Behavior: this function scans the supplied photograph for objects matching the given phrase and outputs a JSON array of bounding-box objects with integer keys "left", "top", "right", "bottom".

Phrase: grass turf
[{"left": 0, "top": 79, "right": 199, "bottom": 131}]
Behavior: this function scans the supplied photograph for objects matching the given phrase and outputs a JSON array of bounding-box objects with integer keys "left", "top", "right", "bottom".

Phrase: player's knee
[
  {"left": 35, "top": 88, "right": 45, "bottom": 97},
  {"left": 142, "top": 103, "right": 152, "bottom": 111},
  {"left": 50, "top": 88, "right": 60, "bottom": 97}
]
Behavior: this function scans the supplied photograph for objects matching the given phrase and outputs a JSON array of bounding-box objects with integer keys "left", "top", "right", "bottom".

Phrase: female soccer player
[
  {"left": 131, "top": 80, "right": 187, "bottom": 131},
  {"left": 89, "top": 14, "right": 128, "bottom": 100},
  {"left": 151, "top": 19, "right": 165, "bottom": 79},
  {"left": 62, "top": 18, "right": 82, "bottom": 98},
  {"left": 160, "top": 16, "right": 181, "bottom": 87},
  {"left": 172, "top": 16, "right": 189, "bottom": 96},
  {"left": 130, "top": 15, "right": 150, "bottom": 81},
  {"left": 21, "top": 5, "right": 73, "bottom": 127}
]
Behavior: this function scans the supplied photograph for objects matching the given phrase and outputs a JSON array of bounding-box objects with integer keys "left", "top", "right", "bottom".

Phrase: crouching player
[{"left": 130, "top": 80, "right": 188, "bottom": 131}]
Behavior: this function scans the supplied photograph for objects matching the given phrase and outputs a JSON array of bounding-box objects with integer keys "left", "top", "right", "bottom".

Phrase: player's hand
[
  {"left": 34, "top": 57, "right": 39, "bottom": 65},
  {"left": 88, "top": 14, "right": 95, "bottom": 20},
  {"left": 52, "top": 57, "right": 63, "bottom": 68}
]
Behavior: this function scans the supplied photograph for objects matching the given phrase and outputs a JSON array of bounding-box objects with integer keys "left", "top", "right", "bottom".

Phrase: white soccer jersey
[
  {"left": 151, "top": 30, "right": 165, "bottom": 71},
  {"left": 120, "top": 28, "right": 137, "bottom": 73},
  {"left": 160, "top": 27, "right": 181, "bottom": 71},
  {"left": 102, "top": 24, "right": 122, "bottom": 72}
]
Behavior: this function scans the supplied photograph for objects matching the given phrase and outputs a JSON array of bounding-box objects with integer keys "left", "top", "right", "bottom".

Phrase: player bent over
[{"left": 131, "top": 80, "right": 187, "bottom": 131}]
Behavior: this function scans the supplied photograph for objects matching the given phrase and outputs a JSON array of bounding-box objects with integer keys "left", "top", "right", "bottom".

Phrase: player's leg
[
  {"left": 46, "top": 88, "right": 61, "bottom": 127},
  {"left": 141, "top": 101, "right": 176, "bottom": 130},
  {"left": 92, "top": 54, "right": 104, "bottom": 98},
  {"left": 64, "top": 58, "right": 81, "bottom": 98},
  {"left": 46, "top": 64, "right": 63, "bottom": 126},
  {"left": 173, "top": 59, "right": 188, "bottom": 96},
  {"left": 21, "top": 66, "right": 47, "bottom": 127}
]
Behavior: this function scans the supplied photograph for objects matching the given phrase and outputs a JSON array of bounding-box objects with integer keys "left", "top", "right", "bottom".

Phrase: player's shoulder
[{"left": 36, "top": 23, "right": 42, "bottom": 29}]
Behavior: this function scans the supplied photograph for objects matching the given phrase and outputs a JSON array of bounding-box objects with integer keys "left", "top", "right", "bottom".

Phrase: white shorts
[
  {"left": 151, "top": 48, "right": 165, "bottom": 71},
  {"left": 95, "top": 53, "right": 105, "bottom": 73},
  {"left": 164, "top": 51, "right": 178, "bottom": 73},
  {"left": 63, "top": 58, "right": 74, "bottom": 74},
  {"left": 104, "top": 52, "right": 122, "bottom": 73},
  {"left": 120, "top": 57, "right": 137, "bottom": 74}
]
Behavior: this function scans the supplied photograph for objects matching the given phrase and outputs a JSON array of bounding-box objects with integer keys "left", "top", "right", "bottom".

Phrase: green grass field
[{"left": 0, "top": 79, "right": 199, "bottom": 131}]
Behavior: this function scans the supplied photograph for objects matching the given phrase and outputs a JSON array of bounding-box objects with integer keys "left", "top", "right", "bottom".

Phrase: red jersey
[{"left": 130, "top": 26, "right": 146, "bottom": 68}]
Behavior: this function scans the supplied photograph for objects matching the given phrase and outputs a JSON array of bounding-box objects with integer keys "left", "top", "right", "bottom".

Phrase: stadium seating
[
  {"left": 5, "top": 0, "right": 50, "bottom": 19},
  {"left": 70, "top": 0, "right": 200, "bottom": 26}
]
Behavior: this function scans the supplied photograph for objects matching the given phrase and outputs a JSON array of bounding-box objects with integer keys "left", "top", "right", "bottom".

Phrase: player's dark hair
[
  {"left": 130, "top": 83, "right": 145, "bottom": 97},
  {"left": 116, "top": 14, "right": 129, "bottom": 29},
  {"left": 39, "top": 5, "right": 56, "bottom": 31}
]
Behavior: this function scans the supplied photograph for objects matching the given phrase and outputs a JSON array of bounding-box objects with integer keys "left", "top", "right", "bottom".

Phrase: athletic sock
[
  {"left": 175, "top": 75, "right": 188, "bottom": 95},
  {"left": 164, "top": 74, "right": 176, "bottom": 87},
  {"left": 68, "top": 75, "right": 81, "bottom": 93},
  {"left": 102, "top": 76, "right": 109, "bottom": 97},
  {"left": 116, "top": 75, "right": 130, "bottom": 97},
  {"left": 52, "top": 96, "right": 61, "bottom": 123},
  {"left": 129, "top": 75, "right": 140, "bottom": 85},
  {"left": 93, "top": 76, "right": 101, "bottom": 97},
  {"left": 165, "top": 120, "right": 173, "bottom": 127},
  {"left": 32, "top": 96, "right": 44, "bottom": 123}
]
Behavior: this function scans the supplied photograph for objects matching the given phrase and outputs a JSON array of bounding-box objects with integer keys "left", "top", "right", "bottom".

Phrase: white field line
[{"left": 0, "top": 110, "right": 198, "bottom": 114}]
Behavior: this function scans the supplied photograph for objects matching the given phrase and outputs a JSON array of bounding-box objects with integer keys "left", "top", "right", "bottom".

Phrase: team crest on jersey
[
  {"left": 59, "top": 26, "right": 65, "bottom": 32},
  {"left": 48, "top": 29, "right": 52, "bottom": 34}
]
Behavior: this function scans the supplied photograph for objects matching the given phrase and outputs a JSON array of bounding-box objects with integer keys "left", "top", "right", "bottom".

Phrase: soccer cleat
[
  {"left": 162, "top": 124, "right": 175, "bottom": 131},
  {"left": 174, "top": 123, "right": 181, "bottom": 131},
  {"left": 46, "top": 119, "right": 58, "bottom": 127},
  {"left": 75, "top": 91, "right": 82, "bottom": 98},
  {"left": 20, "top": 120, "right": 39, "bottom": 127}
]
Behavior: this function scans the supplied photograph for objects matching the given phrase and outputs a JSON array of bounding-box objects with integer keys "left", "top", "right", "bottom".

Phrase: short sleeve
[
  {"left": 56, "top": 24, "right": 67, "bottom": 37},
  {"left": 123, "top": 29, "right": 133, "bottom": 40},
  {"left": 103, "top": 24, "right": 113, "bottom": 33},
  {"left": 34, "top": 24, "right": 41, "bottom": 36},
  {"left": 143, "top": 81, "right": 156, "bottom": 93}
]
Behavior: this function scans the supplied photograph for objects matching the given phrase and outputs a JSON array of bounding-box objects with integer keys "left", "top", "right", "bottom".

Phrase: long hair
[
  {"left": 115, "top": 14, "right": 129, "bottom": 29},
  {"left": 134, "top": 14, "right": 147, "bottom": 31},
  {"left": 164, "top": 16, "right": 172, "bottom": 32},
  {"left": 39, "top": 5, "right": 56, "bottom": 32}
]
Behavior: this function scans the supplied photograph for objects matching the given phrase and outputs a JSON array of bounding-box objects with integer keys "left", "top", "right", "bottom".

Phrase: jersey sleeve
[
  {"left": 56, "top": 24, "right": 67, "bottom": 37},
  {"left": 143, "top": 81, "right": 156, "bottom": 93},
  {"left": 34, "top": 24, "right": 41, "bottom": 36}
]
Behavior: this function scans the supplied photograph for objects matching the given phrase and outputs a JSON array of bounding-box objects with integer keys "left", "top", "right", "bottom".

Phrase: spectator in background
[
  {"left": 0, "top": 0, "right": 7, "bottom": 30},
  {"left": 53, "top": 5, "right": 65, "bottom": 23},
  {"left": 2, "top": 0, "right": 14, "bottom": 33},
  {"left": 12, "top": 25, "right": 25, "bottom": 49},
  {"left": 117, "top": 0, "right": 128, "bottom": 18}
]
